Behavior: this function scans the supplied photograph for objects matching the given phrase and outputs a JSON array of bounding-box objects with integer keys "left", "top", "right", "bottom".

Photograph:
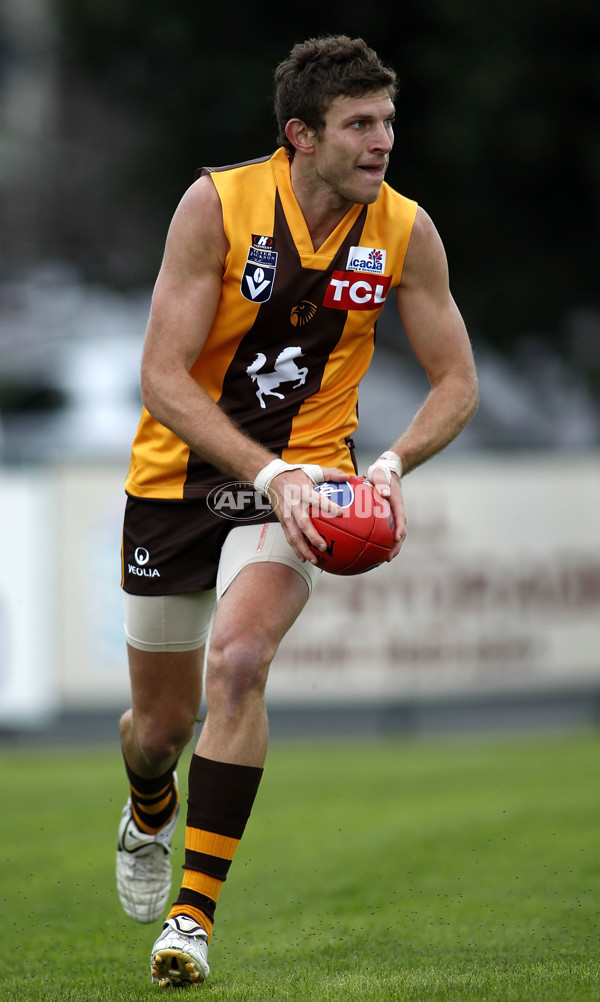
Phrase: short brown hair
[{"left": 274, "top": 35, "right": 397, "bottom": 153}]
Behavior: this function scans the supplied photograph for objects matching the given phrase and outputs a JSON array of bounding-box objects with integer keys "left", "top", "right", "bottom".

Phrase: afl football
[{"left": 308, "top": 475, "right": 395, "bottom": 575}]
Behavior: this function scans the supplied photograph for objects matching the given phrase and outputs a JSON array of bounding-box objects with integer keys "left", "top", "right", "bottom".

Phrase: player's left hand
[{"left": 366, "top": 453, "right": 406, "bottom": 560}]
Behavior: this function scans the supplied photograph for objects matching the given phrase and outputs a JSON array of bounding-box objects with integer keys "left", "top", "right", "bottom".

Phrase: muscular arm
[
  {"left": 140, "top": 176, "right": 275, "bottom": 483},
  {"left": 391, "top": 207, "right": 479, "bottom": 472},
  {"left": 368, "top": 207, "right": 478, "bottom": 560}
]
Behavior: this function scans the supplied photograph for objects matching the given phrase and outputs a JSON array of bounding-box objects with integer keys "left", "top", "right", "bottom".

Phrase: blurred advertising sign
[
  {"left": 57, "top": 465, "right": 130, "bottom": 709},
  {"left": 3, "top": 454, "right": 597, "bottom": 719},
  {"left": 272, "top": 454, "right": 600, "bottom": 704},
  {"left": 0, "top": 471, "right": 59, "bottom": 726}
]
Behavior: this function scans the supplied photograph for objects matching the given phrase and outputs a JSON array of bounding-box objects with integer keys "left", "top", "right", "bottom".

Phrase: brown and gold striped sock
[
  {"left": 124, "top": 757, "right": 179, "bottom": 835},
  {"left": 167, "top": 754, "right": 263, "bottom": 941}
]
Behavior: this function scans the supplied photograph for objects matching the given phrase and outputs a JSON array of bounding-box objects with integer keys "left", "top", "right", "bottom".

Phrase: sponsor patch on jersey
[
  {"left": 346, "top": 246, "right": 386, "bottom": 274},
  {"left": 247, "top": 245, "right": 278, "bottom": 268},
  {"left": 313, "top": 480, "right": 355, "bottom": 508},
  {"left": 242, "top": 262, "right": 276, "bottom": 303},
  {"left": 323, "top": 271, "right": 392, "bottom": 311},
  {"left": 242, "top": 238, "right": 278, "bottom": 302},
  {"left": 252, "top": 234, "right": 275, "bottom": 249}
]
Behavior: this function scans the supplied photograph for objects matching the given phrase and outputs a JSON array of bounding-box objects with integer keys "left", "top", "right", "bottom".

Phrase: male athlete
[{"left": 116, "top": 35, "right": 478, "bottom": 987}]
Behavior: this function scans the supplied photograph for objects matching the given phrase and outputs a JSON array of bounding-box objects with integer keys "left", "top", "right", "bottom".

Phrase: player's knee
[
  {"left": 135, "top": 715, "right": 195, "bottom": 765},
  {"left": 207, "top": 632, "right": 273, "bottom": 704}
]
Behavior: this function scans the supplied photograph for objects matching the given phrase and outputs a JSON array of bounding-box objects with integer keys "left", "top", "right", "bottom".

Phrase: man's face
[{"left": 310, "top": 90, "right": 395, "bottom": 205}]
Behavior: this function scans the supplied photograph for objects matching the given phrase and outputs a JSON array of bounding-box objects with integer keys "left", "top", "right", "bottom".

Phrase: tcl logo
[{"left": 323, "top": 270, "right": 392, "bottom": 310}]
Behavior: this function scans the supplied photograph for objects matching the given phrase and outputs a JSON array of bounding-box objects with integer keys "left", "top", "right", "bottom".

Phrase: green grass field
[{"left": 1, "top": 730, "right": 599, "bottom": 1001}]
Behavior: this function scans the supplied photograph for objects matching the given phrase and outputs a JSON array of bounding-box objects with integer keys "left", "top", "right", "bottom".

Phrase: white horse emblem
[{"left": 246, "top": 346, "right": 308, "bottom": 408}]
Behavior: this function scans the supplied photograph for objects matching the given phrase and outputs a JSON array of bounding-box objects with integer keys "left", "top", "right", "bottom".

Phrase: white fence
[{"left": 1, "top": 453, "right": 599, "bottom": 727}]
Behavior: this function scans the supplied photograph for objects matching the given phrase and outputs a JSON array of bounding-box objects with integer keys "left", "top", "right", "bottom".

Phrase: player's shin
[{"left": 166, "top": 754, "right": 263, "bottom": 938}]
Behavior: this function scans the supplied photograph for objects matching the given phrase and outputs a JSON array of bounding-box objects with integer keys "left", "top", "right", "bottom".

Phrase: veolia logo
[{"left": 128, "top": 546, "right": 160, "bottom": 578}]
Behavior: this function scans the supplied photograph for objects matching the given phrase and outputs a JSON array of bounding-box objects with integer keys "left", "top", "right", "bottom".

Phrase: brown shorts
[{"left": 121, "top": 493, "right": 279, "bottom": 595}]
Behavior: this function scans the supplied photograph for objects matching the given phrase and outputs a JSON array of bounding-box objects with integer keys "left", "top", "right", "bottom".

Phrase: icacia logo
[{"left": 346, "top": 245, "right": 387, "bottom": 274}]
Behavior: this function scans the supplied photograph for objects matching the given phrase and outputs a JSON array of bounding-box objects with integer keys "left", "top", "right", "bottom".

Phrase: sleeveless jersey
[{"left": 125, "top": 148, "right": 418, "bottom": 500}]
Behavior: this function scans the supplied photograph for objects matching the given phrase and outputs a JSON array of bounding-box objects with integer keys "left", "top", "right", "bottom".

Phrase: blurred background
[{"left": 0, "top": 0, "right": 599, "bottom": 740}]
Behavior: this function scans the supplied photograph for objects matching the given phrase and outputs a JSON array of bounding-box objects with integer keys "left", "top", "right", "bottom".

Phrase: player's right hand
[{"left": 269, "top": 466, "right": 347, "bottom": 564}]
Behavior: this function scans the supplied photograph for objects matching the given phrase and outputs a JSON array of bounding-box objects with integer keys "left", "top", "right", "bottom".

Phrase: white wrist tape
[
  {"left": 366, "top": 450, "right": 403, "bottom": 485},
  {"left": 254, "top": 459, "right": 324, "bottom": 498}
]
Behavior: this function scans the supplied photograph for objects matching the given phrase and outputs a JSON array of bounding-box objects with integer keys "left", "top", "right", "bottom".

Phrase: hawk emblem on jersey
[
  {"left": 246, "top": 347, "right": 308, "bottom": 409},
  {"left": 290, "top": 301, "right": 317, "bottom": 327}
]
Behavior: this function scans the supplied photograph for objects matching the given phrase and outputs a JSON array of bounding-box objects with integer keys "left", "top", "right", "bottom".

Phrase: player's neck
[{"left": 290, "top": 159, "right": 354, "bottom": 252}]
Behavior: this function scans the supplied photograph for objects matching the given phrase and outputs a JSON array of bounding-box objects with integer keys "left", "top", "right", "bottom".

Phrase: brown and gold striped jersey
[{"left": 125, "top": 148, "right": 418, "bottom": 500}]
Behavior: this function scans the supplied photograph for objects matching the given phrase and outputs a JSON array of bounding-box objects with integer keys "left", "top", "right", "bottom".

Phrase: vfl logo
[
  {"left": 290, "top": 301, "right": 317, "bottom": 327},
  {"left": 242, "top": 238, "right": 278, "bottom": 303},
  {"left": 323, "top": 271, "right": 392, "bottom": 311},
  {"left": 246, "top": 346, "right": 308, "bottom": 409},
  {"left": 242, "top": 264, "right": 276, "bottom": 302}
]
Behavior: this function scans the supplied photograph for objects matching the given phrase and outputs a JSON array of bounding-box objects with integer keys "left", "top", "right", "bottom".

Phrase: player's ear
[{"left": 285, "top": 118, "right": 316, "bottom": 155}]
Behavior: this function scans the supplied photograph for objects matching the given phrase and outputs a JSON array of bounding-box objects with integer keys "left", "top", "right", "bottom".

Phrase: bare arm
[
  {"left": 140, "top": 175, "right": 274, "bottom": 482},
  {"left": 139, "top": 176, "right": 341, "bottom": 561},
  {"left": 368, "top": 207, "right": 478, "bottom": 558},
  {"left": 392, "top": 206, "right": 478, "bottom": 472}
]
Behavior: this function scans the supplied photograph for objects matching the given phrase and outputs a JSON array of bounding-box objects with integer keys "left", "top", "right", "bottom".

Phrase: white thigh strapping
[
  {"left": 216, "top": 522, "right": 321, "bottom": 600},
  {"left": 124, "top": 522, "right": 320, "bottom": 653},
  {"left": 124, "top": 589, "right": 217, "bottom": 653}
]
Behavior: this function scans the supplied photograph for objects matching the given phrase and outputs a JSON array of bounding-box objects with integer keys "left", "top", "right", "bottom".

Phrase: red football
[{"left": 308, "top": 475, "right": 396, "bottom": 575}]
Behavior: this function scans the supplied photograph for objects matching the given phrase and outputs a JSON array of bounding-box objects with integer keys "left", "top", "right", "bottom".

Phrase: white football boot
[
  {"left": 116, "top": 795, "right": 180, "bottom": 924},
  {"left": 151, "top": 915, "right": 210, "bottom": 987}
]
